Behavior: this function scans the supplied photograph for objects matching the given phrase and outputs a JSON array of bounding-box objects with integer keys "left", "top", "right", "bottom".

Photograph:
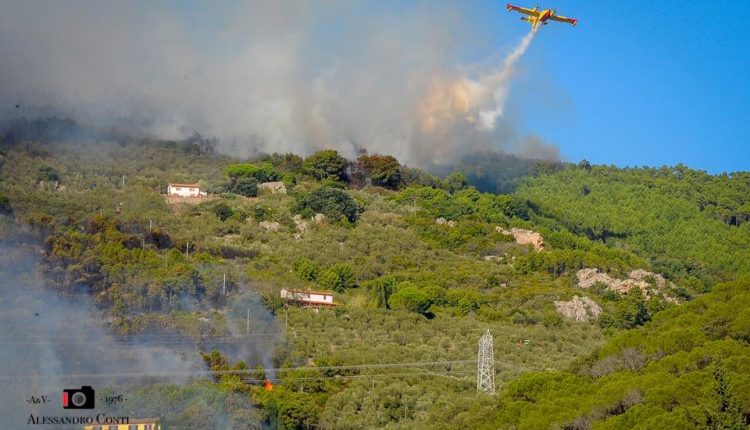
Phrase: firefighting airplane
[{"left": 506, "top": 3, "right": 578, "bottom": 30}]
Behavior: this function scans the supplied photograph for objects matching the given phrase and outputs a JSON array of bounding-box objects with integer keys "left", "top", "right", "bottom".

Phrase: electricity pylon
[{"left": 477, "top": 329, "right": 495, "bottom": 395}]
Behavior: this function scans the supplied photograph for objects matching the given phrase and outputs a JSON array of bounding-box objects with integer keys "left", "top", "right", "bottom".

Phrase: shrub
[
  {"left": 232, "top": 176, "right": 258, "bottom": 197},
  {"left": 212, "top": 202, "right": 234, "bottom": 221},
  {"left": 37, "top": 165, "right": 60, "bottom": 183},
  {"left": 0, "top": 195, "right": 12, "bottom": 215},
  {"left": 295, "top": 187, "right": 359, "bottom": 222}
]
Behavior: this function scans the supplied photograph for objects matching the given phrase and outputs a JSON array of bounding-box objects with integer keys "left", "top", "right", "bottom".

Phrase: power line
[{"left": 0, "top": 360, "right": 477, "bottom": 381}]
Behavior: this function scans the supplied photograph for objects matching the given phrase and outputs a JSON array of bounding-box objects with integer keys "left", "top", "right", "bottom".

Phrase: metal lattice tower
[{"left": 477, "top": 329, "right": 495, "bottom": 395}]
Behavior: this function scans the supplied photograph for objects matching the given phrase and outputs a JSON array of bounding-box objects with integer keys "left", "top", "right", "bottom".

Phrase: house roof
[
  {"left": 168, "top": 183, "right": 200, "bottom": 187},
  {"left": 282, "top": 288, "right": 334, "bottom": 296}
]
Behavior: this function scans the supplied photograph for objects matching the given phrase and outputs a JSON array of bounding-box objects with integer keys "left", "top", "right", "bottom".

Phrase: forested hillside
[
  {"left": 0, "top": 129, "right": 748, "bottom": 429},
  {"left": 514, "top": 165, "right": 750, "bottom": 287}
]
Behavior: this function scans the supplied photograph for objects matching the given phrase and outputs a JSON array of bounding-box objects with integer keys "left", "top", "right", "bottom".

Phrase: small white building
[
  {"left": 280, "top": 288, "right": 338, "bottom": 308},
  {"left": 167, "top": 183, "right": 206, "bottom": 197}
]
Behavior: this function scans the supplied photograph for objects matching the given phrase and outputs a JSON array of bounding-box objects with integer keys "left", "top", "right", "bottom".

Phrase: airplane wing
[
  {"left": 506, "top": 4, "right": 540, "bottom": 17},
  {"left": 549, "top": 14, "right": 578, "bottom": 26}
]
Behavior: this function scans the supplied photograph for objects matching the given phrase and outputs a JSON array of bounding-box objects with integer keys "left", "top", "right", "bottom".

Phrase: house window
[
  {"left": 129, "top": 425, "right": 138, "bottom": 430},
  {"left": 108, "top": 426, "right": 118, "bottom": 430}
]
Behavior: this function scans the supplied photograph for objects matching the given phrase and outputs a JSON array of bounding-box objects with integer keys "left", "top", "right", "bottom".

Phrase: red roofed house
[
  {"left": 280, "top": 288, "right": 339, "bottom": 308},
  {"left": 167, "top": 182, "right": 206, "bottom": 197}
]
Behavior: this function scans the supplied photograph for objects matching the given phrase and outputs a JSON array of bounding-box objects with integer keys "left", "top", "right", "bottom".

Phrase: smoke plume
[
  {"left": 0, "top": 238, "right": 208, "bottom": 427},
  {"left": 0, "top": 1, "right": 553, "bottom": 165}
]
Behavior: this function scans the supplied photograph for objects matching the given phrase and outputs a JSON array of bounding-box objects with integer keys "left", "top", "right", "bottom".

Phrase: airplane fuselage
[{"left": 507, "top": 3, "right": 578, "bottom": 30}]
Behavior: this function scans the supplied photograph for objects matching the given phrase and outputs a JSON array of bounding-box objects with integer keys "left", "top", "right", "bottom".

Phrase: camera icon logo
[{"left": 62, "top": 386, "right": 95, "bottom": 409}]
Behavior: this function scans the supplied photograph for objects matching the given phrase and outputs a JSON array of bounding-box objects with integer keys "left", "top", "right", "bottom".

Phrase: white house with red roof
[
  {"left": 167, "top": 182, "right": 206, "bottom": 197},
  {"left": 280, "top": 288, "right": 339, "bottom": 308}
]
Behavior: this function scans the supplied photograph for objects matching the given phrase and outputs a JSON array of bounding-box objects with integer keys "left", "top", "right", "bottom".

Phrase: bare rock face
[
  {"left": 628, "top": 269, "right": 667, "bottom": 288},
  {"left": 259, "top": 221, "right": 281, "bottom": 231},
  {"left": 576, "top": 268, "right": 616, "bottom": 289},
  {"left": 496, "top": 227, "right": 545, "bottom": 250},
  {"left": 258, "top": 181, "right": 287, "bottom": 194},
  {"left": 576, "top": 268, "right": 677, "bottom": 302},
  {"left": 313, "top": 213, "right": 326, "bottom": 223},
  {"left": 554, "top": 296, "right": 602, "bottom": 322}
]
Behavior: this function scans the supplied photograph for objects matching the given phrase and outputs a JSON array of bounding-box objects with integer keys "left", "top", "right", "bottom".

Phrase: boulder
[
  {"left": 258, "top": 181, "right": 287, "bottom": 194},
  {"left": 497, "top": 227, "right": 545, "bottom": 250},
  {"left": 292, "top": 215, "right": 308, "bottom": 240},
  {"left": 259, "top": 221, "right": 281, "bottom": 231},
  {"left": 554, "top": 295, "right": 602, "bottom": 322},
  {"left": 436, "top": 218, "right": 456, "bottom": 228}
]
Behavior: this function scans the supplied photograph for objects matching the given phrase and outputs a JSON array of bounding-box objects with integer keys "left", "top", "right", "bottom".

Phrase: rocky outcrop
[
  {"left": 436, "top": 218, "right": 456, "bottom": 228},
  {"left": 496, "top": 227, "right": 545, "bottom": 250},
  {"left": 313, "top": 213, "right": 326, "bottom": 223},
  {"left": 293, "top": 215, "right": 308, "bottom": 240},
  {"left": 258, "top": 181, "right": 287, "bottom": 194},
  {"left": 628, "top": 269, "right": 667, "bottom": 288},
  {"left": 576, "top": 268, "right": 617, "bottom": 289},
  {"left": 259, "top": 221, "right": 281, "bottom": 231},
  {"left": 554, "top": 295, "right": 602, "bottom": 322},
  {"left": 576, "top": 268, "right": 677, "bottom": 302}
]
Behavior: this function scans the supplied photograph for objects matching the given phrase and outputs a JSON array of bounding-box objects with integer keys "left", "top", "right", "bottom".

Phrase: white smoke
[
  {"left": 0, "top": 1, "right": 554, "bottom": 165},
  {"left": 478, "top": 28, "right": 538, "bottom": 129}
]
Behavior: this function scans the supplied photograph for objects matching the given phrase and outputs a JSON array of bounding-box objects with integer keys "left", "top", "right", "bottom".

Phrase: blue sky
[
  {"left": 469, "top": 0, "right": 749, "bottom": 172},
  {"left": 163, "top": 1, "right": 750, "bottom": 172},
  {"left": 186, "top": 0, "right": 747, "bottom": 172}
]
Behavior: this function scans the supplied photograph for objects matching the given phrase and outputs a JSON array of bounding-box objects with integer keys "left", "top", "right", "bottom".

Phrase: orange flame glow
[{"left": 263, "top": 379, "right": 273, "bottom": 391}]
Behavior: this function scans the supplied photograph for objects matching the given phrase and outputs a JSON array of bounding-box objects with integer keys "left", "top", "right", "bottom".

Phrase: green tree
[
  {"left": 211, "top": 202, "right": 234, "bottom": 221},
  {"left": 293, "top": 258, "right": 320, "bottom": 282},
  {"left": 389, "top": 284, "right": 432, "bottom": 315},
  {"left": 225, "top": 162, "right": 280, "bottom": 182},
  {"left": 295, "top": 187, "right": 359, "bottom": 222},
  {"left": 445, "top": 171, "right": 468, "bottom": 193},
  {"left": 303, "top": 150, "right": 347, "bottom": 181},
  {"left": 358, "top": 154, "right": 403, "bottom": 189},
  {"left": 366, "top": 276, "right": 396, "bottom": 309},
  {"left": 318, "top": 263, "right": 356, "bottom": 293},
  {"left": 232, "top": 176, "right": 259, "bottom": 197}
]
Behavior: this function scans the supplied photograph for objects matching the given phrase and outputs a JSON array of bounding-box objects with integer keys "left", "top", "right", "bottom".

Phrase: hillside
[{"left": 0, "top": 135, "right": 748, "bottom": 429}]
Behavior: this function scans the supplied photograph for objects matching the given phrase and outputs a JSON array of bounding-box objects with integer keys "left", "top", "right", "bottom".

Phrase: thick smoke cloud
[
  {"left": 0, "top": 1, "right": 558, "bottom": 165},
  {"left": 0, "top": 239, "right": 207, "bottom": 427}
]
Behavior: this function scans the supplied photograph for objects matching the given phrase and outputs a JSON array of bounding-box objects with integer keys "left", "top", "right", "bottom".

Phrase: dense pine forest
[{"left": 0, "top": 124, "right": 748, "bottom": 429}]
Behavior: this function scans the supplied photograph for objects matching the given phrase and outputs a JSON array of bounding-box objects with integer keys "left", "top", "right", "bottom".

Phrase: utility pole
[
  {"left": 149, "top": 219, "right": 153, "bottom": 232},
  {"left": 185, "top": 242, "right": 190, "bottom": 258},
  {"left": 222, "top": 273, "right": 226, "bottom": 295},
  {"left": 121, "top": 175, "right": 125, "bottom": 188},
  {"left": 246, "top": 308, "right": 250, "bottom": 336},
  {"left": 477, "top": 329, "right": 495, "bottom": 395}
]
